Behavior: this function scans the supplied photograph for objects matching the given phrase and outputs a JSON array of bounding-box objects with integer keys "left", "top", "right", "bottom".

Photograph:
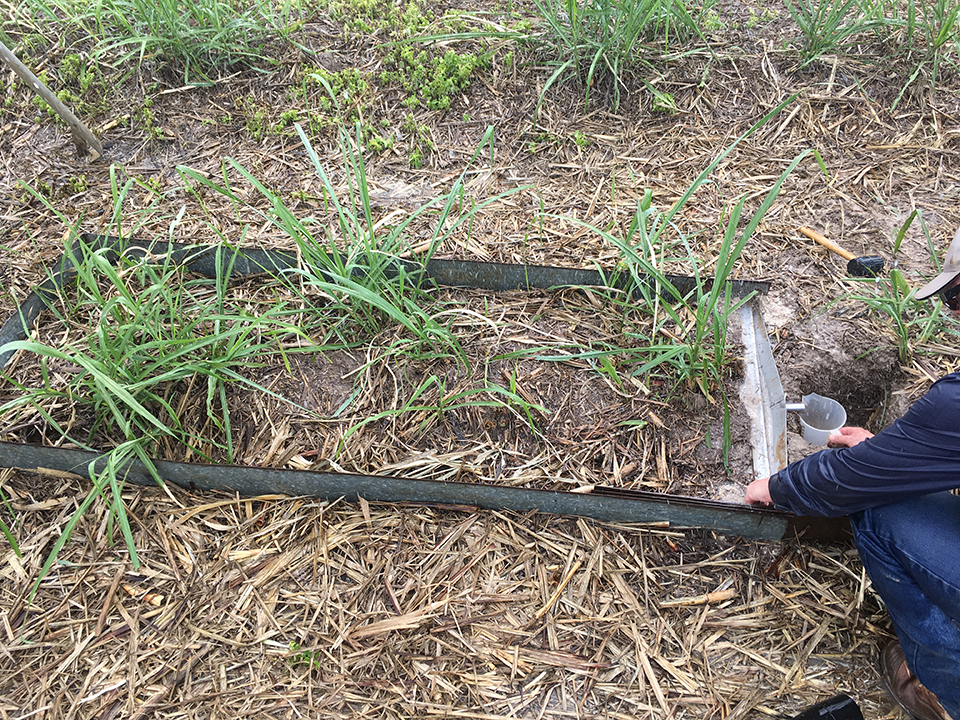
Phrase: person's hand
[
  {"left": 827, "top": 426, "right": 874, "bottom": 448},
  {"left": 745, "top": 476, "right": 772, "bottom": 506}
]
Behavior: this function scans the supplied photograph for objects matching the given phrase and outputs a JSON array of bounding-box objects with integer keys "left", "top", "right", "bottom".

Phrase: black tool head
[
  {"left": 791, "top": 694, "right": 863, "bottom": 720},
  {"left": 846, "top": 255, "right": 885, "bottom": 277}
]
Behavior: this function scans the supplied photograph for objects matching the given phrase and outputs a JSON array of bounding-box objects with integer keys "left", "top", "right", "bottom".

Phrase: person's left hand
[
  {"left": 827, "top": 426, "right": 874, "bottom": 448},
  {"left": 745, "top": 476, "right": 772, "bottom": 506}
]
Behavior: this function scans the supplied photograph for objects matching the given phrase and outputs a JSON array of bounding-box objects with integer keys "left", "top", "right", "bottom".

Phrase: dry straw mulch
[
  {"left": 4, "top": 6, "right": 960, "bottom": 718},
  {"left": 1, "top": 468, "right": 896, "bottom": 719}
]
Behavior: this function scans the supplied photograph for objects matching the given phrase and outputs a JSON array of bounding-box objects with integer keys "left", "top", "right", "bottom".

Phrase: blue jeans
[{"left": 851, "top": 492, "right": 960, "bottom": 718}]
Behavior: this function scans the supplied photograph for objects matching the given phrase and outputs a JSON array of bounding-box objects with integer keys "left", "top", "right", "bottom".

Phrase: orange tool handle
[{"left": 798, "top": 226, "right": 856, "bottom": 262}]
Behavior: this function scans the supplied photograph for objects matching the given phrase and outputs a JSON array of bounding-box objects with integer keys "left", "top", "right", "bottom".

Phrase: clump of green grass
[
  {"left": 528, "top": 0, "right": 707, "bottom": 113},
  {"left": 531, "top": 98, "right": 819, "bottom": 400},
  {"left": 784, "top": 0, "right": 882, "bottom": 65},
  {"left": 782, "top": 0, "right": 960, "bottom": 101},
  {"left": 472, "top": 99, "right": 817, "bottom": 467},
  {"left": 0, "top": 231, "right": 315, "bottom": 586},
  {"left": 21, "top": 0, "right": 303, "bottom": 82},
  {"left": 179, "top": 122, "right": 549, "bottom": 447},
  {"left": 179, "top": 123, "right": 508, "bottom": 353},
  {"left": 846, "top": 211, "right": 960, "bottom": 361},
  {"left": 910, "top": 0, "right": 960, "bottom": 61},
  {"left": 894, "top": 0, "right": 960, "bottom": 104},
  {"left": 0, "top": 124, "right": 538, "bottom": 584}
]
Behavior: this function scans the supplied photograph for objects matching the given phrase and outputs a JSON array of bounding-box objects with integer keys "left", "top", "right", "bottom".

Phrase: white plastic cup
[{"left": 796, "top": 393, "right": 847, "bottom": 445}]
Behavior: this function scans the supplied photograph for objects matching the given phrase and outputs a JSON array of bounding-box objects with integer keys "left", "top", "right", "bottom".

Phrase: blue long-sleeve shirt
[{"left": 769, "top": 373, "right": 960, "bottom": 517}]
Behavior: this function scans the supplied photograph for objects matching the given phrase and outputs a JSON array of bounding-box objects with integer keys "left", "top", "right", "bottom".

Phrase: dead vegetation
[
  {"left": 2, "top": 0, "right": 960, "bottom": 716},
  {"left": 2, "top": 468, "right": 893, "bottom": 719}
]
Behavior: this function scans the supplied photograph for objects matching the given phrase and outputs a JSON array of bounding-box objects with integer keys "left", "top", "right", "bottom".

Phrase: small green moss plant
[
  {"left": 68, "top": 175, "right": 88, "bottom": 193},
  {"left": 324, "top": 0, "right": 434, "bottom": 36}
]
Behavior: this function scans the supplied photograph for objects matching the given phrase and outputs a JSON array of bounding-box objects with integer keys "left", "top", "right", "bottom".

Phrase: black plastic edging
[
  {"left": 0, "top": 441, "right": 791, "bottom": 539},
  {"left": 0, "top": 234, "right": 810, "bottom": 541},
  {"left": 0, "top": 234, "right": 770, "bottom": 367}
]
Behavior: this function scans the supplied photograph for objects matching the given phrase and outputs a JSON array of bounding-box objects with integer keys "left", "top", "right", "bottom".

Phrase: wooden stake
[{"left": 0, "top": 40, "right": 104, "bottom": 158}]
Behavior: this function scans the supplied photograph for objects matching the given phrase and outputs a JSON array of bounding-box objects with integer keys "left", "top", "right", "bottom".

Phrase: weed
[
  {"left": 138, "top": 104, "right": 165, "bottom": 140},
  {"left": 382, "top": 46, "right": 488, "bottom": 110},
  {"left": 306, "top": 67, "right": 370, "bottom": 116},
  {"left": 403, "top": 113, "right": 433, "bottom": 167},
  {"left": 30, "top": 178, "right": 54, "bottom": 200},
  {"left": 17, "top": 33, "right": 49, "bottom": 56},
  {"left": 361, "top": 122, "right": 393, "bottom": 153},
  {"left": 68, "top": 175, "right": 88, "bottom": 194},
  {"left": 651, "top": 91, "right": 676, "bottom": 113},
  {"left": 746, "top": 6, "right": 778, "bottom": 29},
  {"left": 573, "top": 130, "right": 590, "bottom": 148},
  {"left": 289, "top": 642, "right": 322, "bottom": 670},
  {"left": 140, "top": 175, "right": 162, "bottom": 194},
  {"left": 701, "top": 7, "right": 724, "bottom": 31},
  {"left": 526, "top": 0, "right": 707, "bottom": 113},
  {"left": 59, "top": 54, "right": 95, "bottom": 93},
  {"left": 325, "top": 0, "right": 389, "bottom": 35},
  {"left": 29, "top": 71, "right": 73, "bottom": 122},
  {"left": 235, "top": 97, "right": 270, "bottom": 140},
  {"left": 0, "top": 486, "right": 18, "bottom": 558},
  {"left": 784, "top": 0, "right": 882, "bottom": 65},
  {"left": 275, "top": 108, "right": 300, "bottom": 131},
  {"left": 394, "top": 0, "right": 435, "bottom": 35},
  {"left": 301, "top": 67, "right": 375, "bottom": 141}
]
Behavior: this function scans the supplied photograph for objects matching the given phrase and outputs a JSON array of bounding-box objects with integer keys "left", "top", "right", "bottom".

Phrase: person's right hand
[{"left": 827, "top": 426, "right": 874, "bottom": 448}]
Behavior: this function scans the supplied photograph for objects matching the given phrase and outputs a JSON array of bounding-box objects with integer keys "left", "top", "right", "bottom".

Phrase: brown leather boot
[{"left": 881, "top": 641, "right": 952, "bottom": 720}]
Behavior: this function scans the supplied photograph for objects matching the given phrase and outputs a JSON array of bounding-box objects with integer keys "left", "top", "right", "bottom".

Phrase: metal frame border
[{"left": 0, "top": 234, "right": 846, "bottom": 541}]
